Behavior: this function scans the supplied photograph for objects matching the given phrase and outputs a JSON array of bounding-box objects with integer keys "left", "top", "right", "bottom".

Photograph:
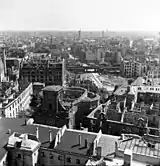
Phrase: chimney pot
[
  {"left": 49, "top": 130, "right": 52, "bottom": 142},
  {"left": 7, "top": 129, "right": 11, "bottom": 135},
  {"left": 79, "top": 134, "right": 81, "bottom": 146},
  {"left": 23, "top": 134, "right": 28, "bottom": 140},
  {"left": 24, "top": 119, "right": 27, "bottom": 125},
  {"left": 36, "top": 127, "right": 39, "bottom": 139},
  {"left": 121, "top": 134, "right": 124, "bottom": 140},
  {"left": 85, "top": 139, "right": 88, "bottom": 148},
  {"left": 124, "top": 149, "right": 132, "bottom": 166}
]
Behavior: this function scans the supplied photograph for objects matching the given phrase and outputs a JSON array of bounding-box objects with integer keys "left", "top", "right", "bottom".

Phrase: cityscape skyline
[{"left": 0, "top": 0, "right": 160, "bottom": 31}]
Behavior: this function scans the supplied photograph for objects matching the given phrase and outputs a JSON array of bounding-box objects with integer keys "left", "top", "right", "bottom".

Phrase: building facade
[
  {"left": 3, "top": 122, "right": 160, "bottom": 166},
  {"left": 4, "top": 132, "right": 41, "bottom": 166},
  {"left": 3, "top": 124, "right": 119, "bottom": 166},
  {"left": 20, "top": 58, "right": 65, "bottom": 86},
  {"left": 147, "top": 67, "right": 160, "bottom": 79},
  {"left": 123, "top": 60, "right": 145, "bottom": 78},
  {"left": 0, "top": 83, "right": 33, "bottom": 118}
]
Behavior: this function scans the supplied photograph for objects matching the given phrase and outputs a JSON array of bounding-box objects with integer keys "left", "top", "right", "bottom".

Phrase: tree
[
  {"left": 29, "top": 94, "right": 42, "bottom": 108},
  {"left": 18, "top": 108, "right": 34, "bottom": 118}
]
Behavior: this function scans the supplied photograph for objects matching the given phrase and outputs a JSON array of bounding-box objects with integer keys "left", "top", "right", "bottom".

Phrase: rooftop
[
  {"left": 131, "top": 77, "right": 146, "bottom": 86},
  {"left": 87, "top": 157, "right": 146, "bottom": 166},
  {"left": 55, "top": 129, "right": 97, "bottom": 155},
  {"left": 114, "top": 84, "right": 128, "bottom": 96},
  {"left": 33, "top": 82, "right": 45, "bottom": 86},
  {"left": 7, "top": 132, "right": 40, "bottom": 151},
  {"left": 42, "top": 85, "right": 62, "bottom": 92},
  {"left": 98, "top": 134, "right": 119, "bottom": 157},
  {"left": 118, "top": 134, "right": 160, "bottom": 158},
  {"left": 0, "top": 118, "right": 59, "bottom": 160}
]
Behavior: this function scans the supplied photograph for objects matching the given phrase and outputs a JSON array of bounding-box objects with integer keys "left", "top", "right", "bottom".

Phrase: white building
[
  {"left": 3, "top": 122, "right": 160, "bottom": 166},
  {"left": 5, "top": 132, "right": 41, "bottom": 166},
  {"left": 123, "top": 60, "right": 144, "bottom": 78},
  {"left": 0, "top": 83, "right": 33, "bottom": 118}
]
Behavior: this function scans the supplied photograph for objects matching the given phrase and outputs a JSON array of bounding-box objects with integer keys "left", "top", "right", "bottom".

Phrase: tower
[
  {"left": 42, "top": 85, "right": 63, "bottom": 114},
  {"left": 0, "top": 44, "right": 7, "bottom": 75},
  {"left": 0, "top": 44, "right": 6, "bottom": 82},
  {"left": 50, "top": 34, "right": 52, "bottom": 45},
  {"left": 78, "top": 29, "right": 81, "bottom": 41},
  {"left": 102, "top": 31, "right": 104, "bottom": 38}
]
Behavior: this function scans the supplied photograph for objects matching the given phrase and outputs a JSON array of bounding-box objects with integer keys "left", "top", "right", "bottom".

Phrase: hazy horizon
[
  {"left": 0, "top": 0, "right": 160, "bottom": 31},
  {"left": 0, "top": 30, "right": 158, "bottom": 32}
]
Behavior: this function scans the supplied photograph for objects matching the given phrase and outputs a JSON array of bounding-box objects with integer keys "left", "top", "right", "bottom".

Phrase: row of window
[
  {"left": 138, "top": 87, "right": 160, "bottom": 91},
  {"left": 148, "top": 75, "right": 160, "bottom": 78},
  {"left": 24, "top": 75, "right": 62, "bottom": 82},
  {"left": 21, "top": 70, "right": 62, "bottom": 75},
  {"left": 28, "top": 79, "right": 58, "bottom": 83},
  {"left": 148, "top": 71, "right": 160, "bottom": 74},
  {"left": 41, "top": 152, "right": 81, "bottom": 164}
]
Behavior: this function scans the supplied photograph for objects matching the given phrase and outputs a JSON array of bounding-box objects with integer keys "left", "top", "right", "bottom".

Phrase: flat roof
[
  {"left": 118, "top": 136, "right": 160, "bottom": 158},
  {"left": 0, "top": 118, "right": 59, "bottom": 160},
  {"left": 33, "top": 82, "right": 45, "bottom": 86},
  {"left": 55, "top": 129, "right": 97, "bottom": 155},
  {"left": 42, "top": 85, "right": 62, "bottom": 92}
]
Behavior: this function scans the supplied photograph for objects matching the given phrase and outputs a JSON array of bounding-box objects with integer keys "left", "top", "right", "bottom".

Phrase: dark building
[
  {"left": 32, "top": 82, "right": 45, "bottom": 96},
  {"left": 137, "top": 90, "right": 160, "bottom": 105},
  {"left": 34, "top": 85, "right": 71, "bottom": 128},
  {"left": 75, "top": 92, "right": 100, "bottom": 129},
  {"left": 34, "top": 86, "right": 83, "bottom": 129},
  {"left": 33, "top": 85, "right": 100, "bottom": 130},
  {"left": 19, "top": 57, "right": 65, "bottom": 86}
]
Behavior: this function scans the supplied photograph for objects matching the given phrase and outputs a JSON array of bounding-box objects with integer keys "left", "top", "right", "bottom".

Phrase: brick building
[{"left": 20, "top": 56, "right": 65, "bottom": 86}]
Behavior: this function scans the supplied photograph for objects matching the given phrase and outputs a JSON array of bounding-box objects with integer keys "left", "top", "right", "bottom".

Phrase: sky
[{"left": 0, "top": 0, "right": 160, "bottom": 31}]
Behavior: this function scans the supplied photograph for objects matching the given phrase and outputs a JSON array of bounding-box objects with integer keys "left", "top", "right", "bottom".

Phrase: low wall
[{"left": 116, "top": 148, "right": 160, "bottom": 165}]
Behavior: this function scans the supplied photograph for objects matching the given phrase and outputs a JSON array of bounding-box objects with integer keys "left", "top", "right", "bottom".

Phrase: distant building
[
  {"left": 78, "top": 30, "right": 81, "bottom": 41},
  {"left": 135, "top": 85, "right": 160, "bottom": 104},
  {"left": 85, "top": 50, "right": 97, "bottom": 62},
  {"left": 96, "top": 48, "right": 105, "bottom": 62},
  {"left": 123, "top": 60, "right": 145, "bottom": 78},
  {"left": 101, "top": 31, "right": 104, "bottom": 38},
  {"left": 0, "top": 56, "right": 5, "bottom": 82},
  {"left": 104, "top": 50, "right": 122, "bottom": 65},
  {"left": 32, "top": 82, "right": 45, "bottom": 96},
  {"left": 20, "top": 56, "right": 65, "bottom": 86},
  {"left": 6, "top": 57, "right": 22, "bottom": 70},
  {"left": 147, "top": 66, "right": 160, "bottom": 79},
  {"left": 0, "top": 46, "right": 6, "bottom": 82}
]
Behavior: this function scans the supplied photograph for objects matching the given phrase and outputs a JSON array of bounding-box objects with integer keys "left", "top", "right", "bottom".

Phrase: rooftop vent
[
  {"left": 7, "top": 129, "right": 11, "bottom": 135},
  {"left": 85, "top": 139, "right": 88, "bottom": 148}
]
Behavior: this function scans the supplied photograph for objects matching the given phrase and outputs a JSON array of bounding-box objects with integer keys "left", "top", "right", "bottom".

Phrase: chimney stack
[
  {"left": 58, "top": 134, "right": 60, "bottom": 143},
  {"left": 24, "top": 119, "right": 27, "bottom": 126},
  {"left": 121, "top": 134, "right": 124, "bottom": 140},
  {"left": 124, "top": 149, "right": 132, "bottom": 166},
  {"left": 96, "top": 147, "right": 102, "bottom": 160},
  {"left": 23, "top": 134, "right": 28, "bottom": 140},
  {"left": 49, "top": 130, "right": 52, "bottom": 142},
  {"left": 7, "top": 129, "right": 11, "bottom": 135},
  {"left": 78, "top": 134, "right": 81, "bottom": 146},
  {"left": 85, "top": 139, "right": 88, "bottom": 148},
  {"left": 36, "top": 127, "right": 39, "bottom": 139}
]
